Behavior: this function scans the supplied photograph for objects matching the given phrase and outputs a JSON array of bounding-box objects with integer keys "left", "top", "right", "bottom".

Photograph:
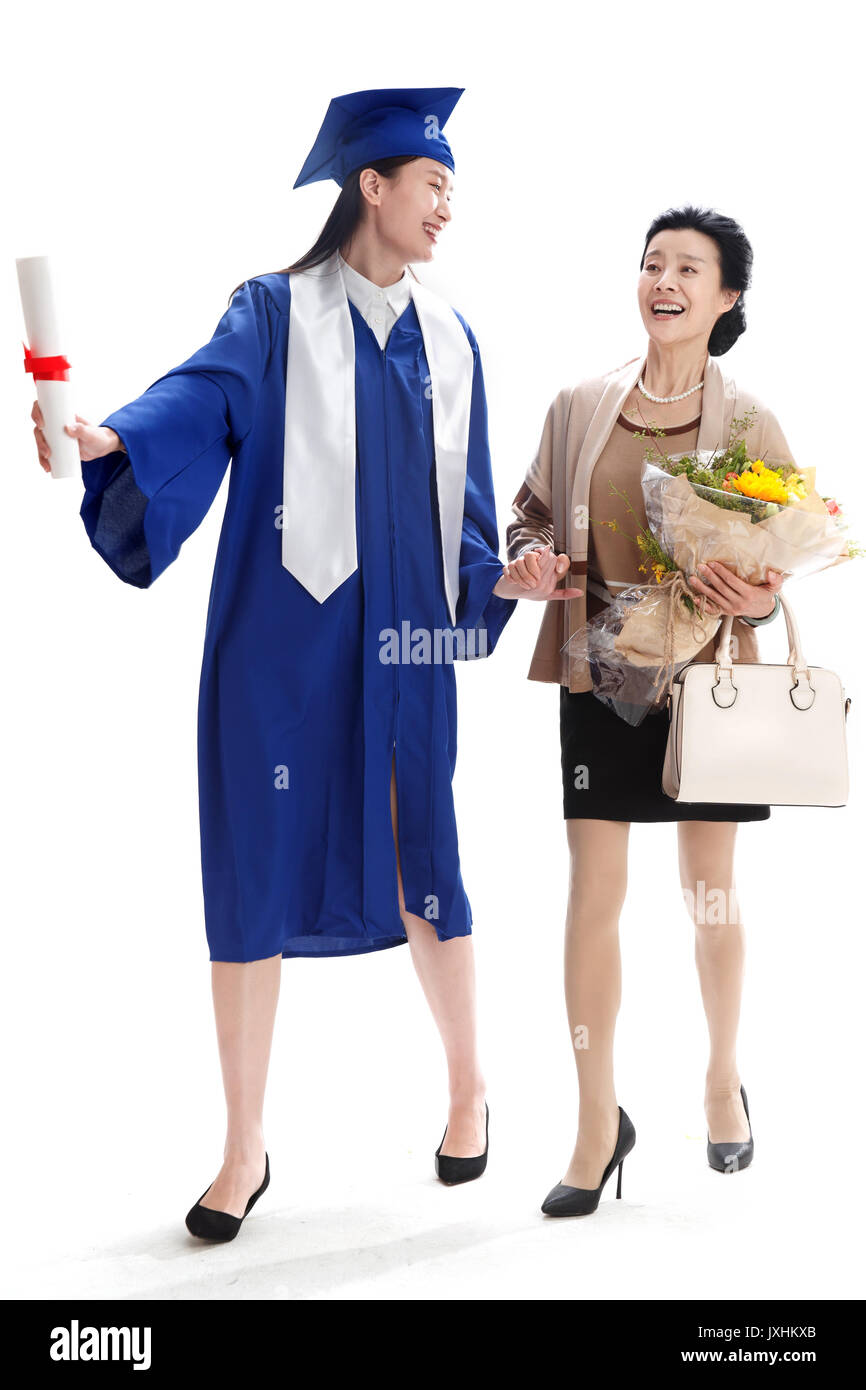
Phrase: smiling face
[
  {"left": 638, "top": 228, "right": 740, "bottom": 349},
  {"left": 358, "top": 157, "right": 453, "bottom": 263}
]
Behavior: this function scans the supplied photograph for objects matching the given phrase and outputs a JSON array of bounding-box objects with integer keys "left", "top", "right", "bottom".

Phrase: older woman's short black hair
[{"left": 641, "top": 205, "right": 753, "bottom": 356}]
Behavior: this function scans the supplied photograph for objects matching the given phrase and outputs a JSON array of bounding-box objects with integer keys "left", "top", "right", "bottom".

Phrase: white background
[{"left": 3, "top": 0, "right": 863, "bottom": 1301}]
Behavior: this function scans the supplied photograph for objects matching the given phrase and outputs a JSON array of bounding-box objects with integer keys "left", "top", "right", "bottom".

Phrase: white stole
[{"left": 282, "top": 251, "right": 474, "bottom": 626}]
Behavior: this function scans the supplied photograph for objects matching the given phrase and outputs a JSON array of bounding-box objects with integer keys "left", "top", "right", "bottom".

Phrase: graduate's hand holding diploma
[
  {"left": 495, "top": 544, "right": 584, "bottom": 601},
  {"left": 32, "top": 399, "right": 122, "bottom": 473},
  {"left": 18, "top": 253, "right": 102, "bottom": 479}
]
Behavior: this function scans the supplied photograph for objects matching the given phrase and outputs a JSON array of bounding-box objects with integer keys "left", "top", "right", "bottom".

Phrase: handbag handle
[
  {"left": 711, "top": 590, "right": 815, "bottom": 710},
  {"left": 714, "top": 589, "right": 805, "bottom": 667}
]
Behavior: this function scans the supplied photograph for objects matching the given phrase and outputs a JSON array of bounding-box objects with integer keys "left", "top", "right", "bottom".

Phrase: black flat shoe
[
  {"left": 185, "top": 1153, "right": 270, "bottom": 1241},
  {"left": 541, "top": 1106, "right": 636, "bottom": 1217},
  {"left": 707, "top": 1084, "right": 753, "bottom": 1173},
  {"left": 435, "top": 1101, "right": 489, "bottom": 1185}
]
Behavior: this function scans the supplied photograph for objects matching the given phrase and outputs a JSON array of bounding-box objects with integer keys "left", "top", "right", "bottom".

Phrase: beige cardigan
[{"left": 506, "top": 353, "right": 807, "bottom": 692}]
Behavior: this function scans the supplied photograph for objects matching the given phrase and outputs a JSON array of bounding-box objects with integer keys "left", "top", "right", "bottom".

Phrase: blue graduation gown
[{"left": 80, "top": 273, "right": 516, "bottom": 961}]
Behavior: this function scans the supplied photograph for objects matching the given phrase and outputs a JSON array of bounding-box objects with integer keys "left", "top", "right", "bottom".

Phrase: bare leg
[
  {"left": 560, "top": 818, "right": 630, "bottom": 1188},
  {"left": 390, "top": 752, "right": 486, "bottom": 1156},
  {"left": 197, "top": 954, "right": 281, "bottom": 1216},
  {"left": 677, "top": 820, "right": 750, "bottom": 1143}
]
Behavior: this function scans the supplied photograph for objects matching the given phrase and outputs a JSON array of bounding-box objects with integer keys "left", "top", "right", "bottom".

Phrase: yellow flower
[
  {"left": 732, "top": 469, "right": 789, "bottom": 504},
  {"left": 784, "top": 472, "right": 808, "bottom": 501},
  {"left": 652, "top": 563, "right": 666, "bottom": 584}
]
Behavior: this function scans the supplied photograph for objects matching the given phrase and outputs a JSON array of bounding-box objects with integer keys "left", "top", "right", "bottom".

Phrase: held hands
[
  {"left": 687, "top": 560, "right": 783, "bottom": 618},
  {"left": 493, "top": 545, "right": 584, "bottom": 602},
  {"left": 31, "top": 398, "right": 123, "bottom": 472}
]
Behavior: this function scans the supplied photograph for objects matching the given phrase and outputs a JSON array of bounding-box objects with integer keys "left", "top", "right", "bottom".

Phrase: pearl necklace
[{"left": 637, "top": 373, "right": 704, "bottom": 404}]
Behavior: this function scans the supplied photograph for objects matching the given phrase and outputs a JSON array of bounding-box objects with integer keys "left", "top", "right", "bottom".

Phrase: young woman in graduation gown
[
  {"left": 31, "top": 88, "right": 575, "bottom": 1240},
  {"left": 505, "top": 206, "right": 794, "bottom": 1216}
]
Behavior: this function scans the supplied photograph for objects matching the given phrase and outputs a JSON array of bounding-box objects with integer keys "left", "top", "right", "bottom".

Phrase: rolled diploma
[{"left": 17, "top": 255, "right": 80, "bottom": 479}]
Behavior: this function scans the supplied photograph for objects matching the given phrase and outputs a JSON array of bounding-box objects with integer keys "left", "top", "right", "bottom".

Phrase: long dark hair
[
  {"left": 228, "top": 155, "right": 423, "bottom": 304},
  {"left": 641, "top": 204, "right": 753, "bottom": 356}
]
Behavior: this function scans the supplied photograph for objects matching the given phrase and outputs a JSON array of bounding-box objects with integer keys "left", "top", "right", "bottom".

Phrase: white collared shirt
[{"left": 338, "top": 251, "right": 412, "bottom": 350}]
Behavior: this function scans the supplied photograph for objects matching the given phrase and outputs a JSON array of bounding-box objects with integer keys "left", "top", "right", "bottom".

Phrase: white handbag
[{"left": 661, "top": 590, "right": 851, "bottom": 806}]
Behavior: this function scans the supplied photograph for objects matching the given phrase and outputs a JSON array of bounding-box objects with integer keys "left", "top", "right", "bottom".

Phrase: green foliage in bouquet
[
  {"left": 634, "top": 406, "right": 785, "bottom": 521},
  {"left": 589, "top": 482, "right": 703, "bottom": 618}
]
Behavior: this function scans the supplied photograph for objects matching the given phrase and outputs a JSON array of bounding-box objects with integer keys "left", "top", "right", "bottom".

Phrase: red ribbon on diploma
[{"left": 23, "top": 342, "right": 71, "bottom": 381}]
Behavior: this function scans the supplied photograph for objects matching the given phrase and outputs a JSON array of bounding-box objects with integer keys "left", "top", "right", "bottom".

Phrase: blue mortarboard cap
[{"left": 294, "top": 86, "right": 464, "bottom": 189}]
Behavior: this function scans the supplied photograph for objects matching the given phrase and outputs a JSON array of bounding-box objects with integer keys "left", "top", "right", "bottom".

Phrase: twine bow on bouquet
[{"left": 645, "top": 566, "right": 720, "bottom": 701}]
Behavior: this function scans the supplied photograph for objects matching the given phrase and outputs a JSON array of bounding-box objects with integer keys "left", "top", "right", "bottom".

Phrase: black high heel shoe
[
  {"left": 541, "top": 1106, "right": 636, "bottom": 1217},
  {"left": 185, "top": 1153, "right": 270, "bottom": 1241},
  {"left": 707, "top": 1084, "right": 753, "bottom": 1173},
  {"left": 435, "top": 1102, "right": 489, "bottom": 1185}
]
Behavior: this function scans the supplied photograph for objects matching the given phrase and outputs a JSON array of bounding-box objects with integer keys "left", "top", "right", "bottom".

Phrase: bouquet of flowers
[{"left": 562, "top": 407, "right": 859, "bottom": 726}]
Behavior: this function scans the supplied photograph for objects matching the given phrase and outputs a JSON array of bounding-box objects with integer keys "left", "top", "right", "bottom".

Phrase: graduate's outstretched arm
[{"left": 74, "top": 278, "right": 275, "bottom": 589}]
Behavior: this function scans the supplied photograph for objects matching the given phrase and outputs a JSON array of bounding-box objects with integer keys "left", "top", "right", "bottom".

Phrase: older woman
[{"left": 506, "top": 206, "right": 792, "bottom": 1216}]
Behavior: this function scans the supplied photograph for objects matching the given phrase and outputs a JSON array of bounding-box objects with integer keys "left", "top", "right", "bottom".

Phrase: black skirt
[{"left": 560, "top": 687, "right": 771, "bottom": 823}]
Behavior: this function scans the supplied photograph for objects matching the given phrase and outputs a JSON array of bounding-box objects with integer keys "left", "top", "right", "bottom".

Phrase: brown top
[{"left": 586, "top": 410, "right": 701, "bottom": 621}]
